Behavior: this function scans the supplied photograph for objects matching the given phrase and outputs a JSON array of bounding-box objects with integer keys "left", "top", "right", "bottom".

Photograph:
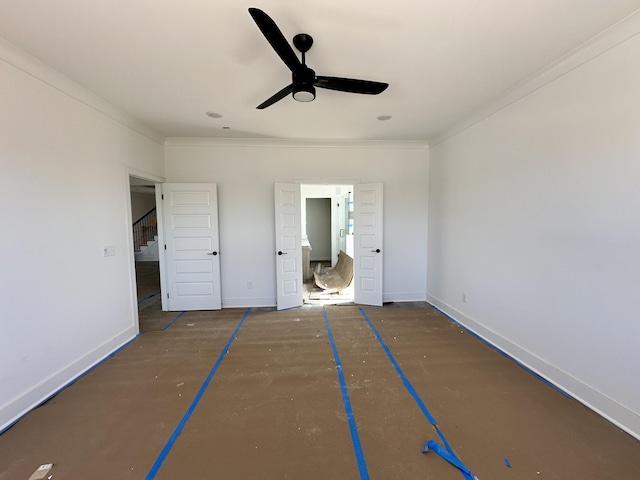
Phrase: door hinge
[
  {"left": 167, "top": 293, "right": 170, "bottom": 298},
  {"left": 164, "top": 245, "right": 167, "bottom": 250},
  {"left": 161, "top": 194, "right": 164, "bottom": 200}
]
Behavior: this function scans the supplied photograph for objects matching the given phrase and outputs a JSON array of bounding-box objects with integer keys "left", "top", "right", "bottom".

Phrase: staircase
[{"left": 133, "top": 208, "right": 159, "bottom": 261}]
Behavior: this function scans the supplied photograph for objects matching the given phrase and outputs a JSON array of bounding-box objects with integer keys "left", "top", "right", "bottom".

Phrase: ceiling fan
[{"left": 248, "top": 7, "right": 389, "bottom": 109}]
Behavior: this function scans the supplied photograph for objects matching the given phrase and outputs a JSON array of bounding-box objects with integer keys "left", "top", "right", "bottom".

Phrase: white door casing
[
  {"left": 275, "top": 183, "right": 303, "bottom": 310},
  {"left": 354, "top": 183, "right": 384, "bottom": 306},
  {"left": 162, "top": 183, "right": 222, "bottom": 311}
]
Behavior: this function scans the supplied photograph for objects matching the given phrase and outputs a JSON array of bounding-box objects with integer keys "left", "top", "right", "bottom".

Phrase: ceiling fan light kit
[
  {"left": 293, "top": 85, "right": 316, "bottom": 102},
  {"left": 292, "top": 64, "right": 316, "bottom": 102},
  {"left": 248, "top": 7, "right": 388, "bottom": 109}
]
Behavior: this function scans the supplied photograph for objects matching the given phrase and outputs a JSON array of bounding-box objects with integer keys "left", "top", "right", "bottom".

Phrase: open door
[
  {"left": 354, "top": 183, "right": 383, "bottom": 306},
  {"left": 161, "top": 183, "right": 222, "bottom": 311},
  {"left": 275, "top": 183, "right": 303, "bottom": 310}
]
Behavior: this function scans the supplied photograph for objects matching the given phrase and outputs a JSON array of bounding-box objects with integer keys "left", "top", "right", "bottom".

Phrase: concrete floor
[{"left": 1, "top": 265, "right": 639, "bottom": 479}]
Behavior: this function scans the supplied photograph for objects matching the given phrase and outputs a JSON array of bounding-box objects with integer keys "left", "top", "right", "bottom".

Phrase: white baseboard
[
  {"left": 383, "top": 292, "right": 427, "bottom": 303},
  {"left": 222, "top": 297, "right": 276, "bottom": 309},
  {"left": 427, "top": 294, "right": 640, "bottom": 441},
  {"left": 0, "top": 326, "right": 138, "bottom": 434}
]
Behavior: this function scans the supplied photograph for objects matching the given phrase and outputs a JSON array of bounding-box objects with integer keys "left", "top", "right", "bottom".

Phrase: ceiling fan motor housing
[{"left": 293, "top": 67, "right": 316, "bottom": 102}]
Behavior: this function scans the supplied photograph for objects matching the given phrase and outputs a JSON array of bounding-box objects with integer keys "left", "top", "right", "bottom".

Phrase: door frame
[
  {"left": 297, "top": 179, "right": 371, "bottom": 306},
  {"left": 124, "top": 168, "right": 166, "bottom": 329},
  {"left": 299, "top": 180, "right": 359, "bottom": 265}
]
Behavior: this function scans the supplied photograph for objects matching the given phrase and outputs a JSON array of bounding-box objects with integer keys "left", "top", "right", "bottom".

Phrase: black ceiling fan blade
[
  {"left": 249, "top": 8, "right": 301, "bottom": 73},
  {"left": 257, "top": 84, "right": 294, "bottom": 109},
  {"left": 315, "top": 76, "right": 389, "bottom": 95}
]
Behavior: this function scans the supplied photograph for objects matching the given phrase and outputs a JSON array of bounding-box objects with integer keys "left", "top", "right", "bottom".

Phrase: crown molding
[
  {"left": 163, "top": 137, "right": 429, "bottom": 150},
  {"left": 0, "top": 37, "right": 165, "bottom": 145},
  {"left": 429, "top": 9, "right": 640, "bottom": 146}
]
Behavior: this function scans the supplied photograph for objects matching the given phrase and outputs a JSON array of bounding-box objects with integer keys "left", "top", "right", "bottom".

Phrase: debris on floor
[
  {"left": 28, "top": 464, "right": 53, "bottom": 480},
  {"left": 313, "top": 250, "right": 353, "bottom": 293}
]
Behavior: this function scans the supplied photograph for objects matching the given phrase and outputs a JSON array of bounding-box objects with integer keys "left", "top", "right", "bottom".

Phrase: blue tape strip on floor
[
  {"left": 161, "top": 311, "right": 185, "bottom": 331},
  {"left": 1, "top": 333, "right": 141, "bottom": 436},
  {"left": 138, "top": 290, "right": 161, "bottom": 304},
  {"left": 323, "top": 308, "right": 370, "bottom": 480},
  {"left": 358, "top": 307, "right": 476, "bottom": 480},
  {"left": 145, "top": 307, "right": 251, "bottom": 480},
  {"left": 422, "top": 440, "right": 476, "bottom": 480},
  {"left": 358, "top": 307, "right": 438, "bottom": 426},
  {"left": 429, "top": 305, "right": 571, "bottom": 399},
  {"left": 436, "top": 427, "right": 456, "bottom": 455}
]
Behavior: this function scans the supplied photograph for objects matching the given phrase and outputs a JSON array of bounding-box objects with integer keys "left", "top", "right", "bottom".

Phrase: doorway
[
  {"left": 129, "top": 176, "right": 161, "bottom": 315},
  {"left": 301, "top": 184, "right": 354, "bottom": 305}
]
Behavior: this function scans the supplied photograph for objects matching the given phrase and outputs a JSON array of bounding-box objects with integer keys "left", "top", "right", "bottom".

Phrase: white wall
[
  {"left": 427, "top": 27, "right": 640, "bottom": 438},
  {"left": 164, "top": 140, "right": 429, "bottom": 307},
  {"left": 130, "top": 191, "right": 156, "bottom": 222},
  {"left": 306, "top": 198, "right": 332, "bottom": 261},
  {"left": 0, "top": 41, "right": 164, "bottom": 431}
]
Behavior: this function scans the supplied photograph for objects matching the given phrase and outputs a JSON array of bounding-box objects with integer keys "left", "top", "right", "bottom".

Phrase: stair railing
[{"left": 132, "top": 207, "right": 157, "bottom": 252}]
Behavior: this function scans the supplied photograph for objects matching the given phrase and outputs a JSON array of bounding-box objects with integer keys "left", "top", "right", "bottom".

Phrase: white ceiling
[{"left": 1, "top": 0, "right": 639, "bottom": 141}]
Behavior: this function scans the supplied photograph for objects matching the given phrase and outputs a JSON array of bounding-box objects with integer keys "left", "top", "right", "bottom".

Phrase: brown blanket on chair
[{"left": 313, "top": 250, "right": 354, "bottom": 293}]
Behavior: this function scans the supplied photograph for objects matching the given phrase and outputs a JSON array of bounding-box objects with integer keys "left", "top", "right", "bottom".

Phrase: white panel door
[
  {"left": 274, "top": 183, "right": 303, "bottom": 310},
  {"left": 354, "top": 183, "right": 383, "bottom": 306},
  {"left": 162, "top": 183, "right": 221, "bottom": 311}
]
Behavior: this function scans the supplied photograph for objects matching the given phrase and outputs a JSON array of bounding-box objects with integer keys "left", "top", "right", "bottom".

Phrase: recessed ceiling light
[
  {"left": 206, "top": 111, "right": 223, "bottom": 118},
  {"left": 377, "top": 115, "right": 392, "bottom": 121}
]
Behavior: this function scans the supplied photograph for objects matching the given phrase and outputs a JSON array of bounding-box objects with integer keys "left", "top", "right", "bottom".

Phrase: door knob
[
  {"left": 207, "top": 251, "right": 218, "bottom": 255},
  {"left": 371, "top": 248, "right": 381, "bottom": 253},
  {"left": 277, "top": 251, "right": 288, "bottom": 255}
]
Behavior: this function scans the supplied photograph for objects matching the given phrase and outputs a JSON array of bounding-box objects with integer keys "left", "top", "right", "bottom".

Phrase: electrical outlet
[
  {"left": 462, "top": 292, "right": 468, "bottom": 303},
  {"left": 247, "top": 281, "right": 253, "bottom": 289},
  {"left": 102, "top": 245, "right": 115, "bottom": 257}
]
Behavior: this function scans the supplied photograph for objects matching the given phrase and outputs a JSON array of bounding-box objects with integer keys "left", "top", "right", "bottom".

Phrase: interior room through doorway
[{"left": 301, "top": 184, "right": 354, "bottom": 305}]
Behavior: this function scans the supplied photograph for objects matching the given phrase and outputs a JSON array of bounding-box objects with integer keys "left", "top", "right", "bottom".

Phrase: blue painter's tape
[
  {"left": 1, "top": 333, "right": 142, "bottom": 436},
  {"left": 323, "top": 308, "right": 370, "bottom": 480},
  {"left": 162, "top": 311, "right": 185, "bottom": 331},
  {"left": 436, "top": 427, "right": 456, "bottom": 456},
  {"left": 430, "top": 305, "right": 571, "bottom": 399},
  {"left": 69, "top": 334, "right": 141, "bottom": 383},
  {"left": 145, "top": 308, "right": 251, "bottom": 480},
  {"left": 138, "top": 290, "right": 161, "bottom": 304},
  {"left": 422, "top": 440, "right": 476, "bottom": 480},
  {"left": 358, "top": 307, "right": 437, "bottom": 426},
  {"left": 359, "top": 307, "right": 477, "bottom": 480}
]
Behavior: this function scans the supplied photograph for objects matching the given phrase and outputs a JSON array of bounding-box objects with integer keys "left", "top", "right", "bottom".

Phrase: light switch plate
[{"left": 102, "top": 245, "right": 115, "bottom": 257}]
